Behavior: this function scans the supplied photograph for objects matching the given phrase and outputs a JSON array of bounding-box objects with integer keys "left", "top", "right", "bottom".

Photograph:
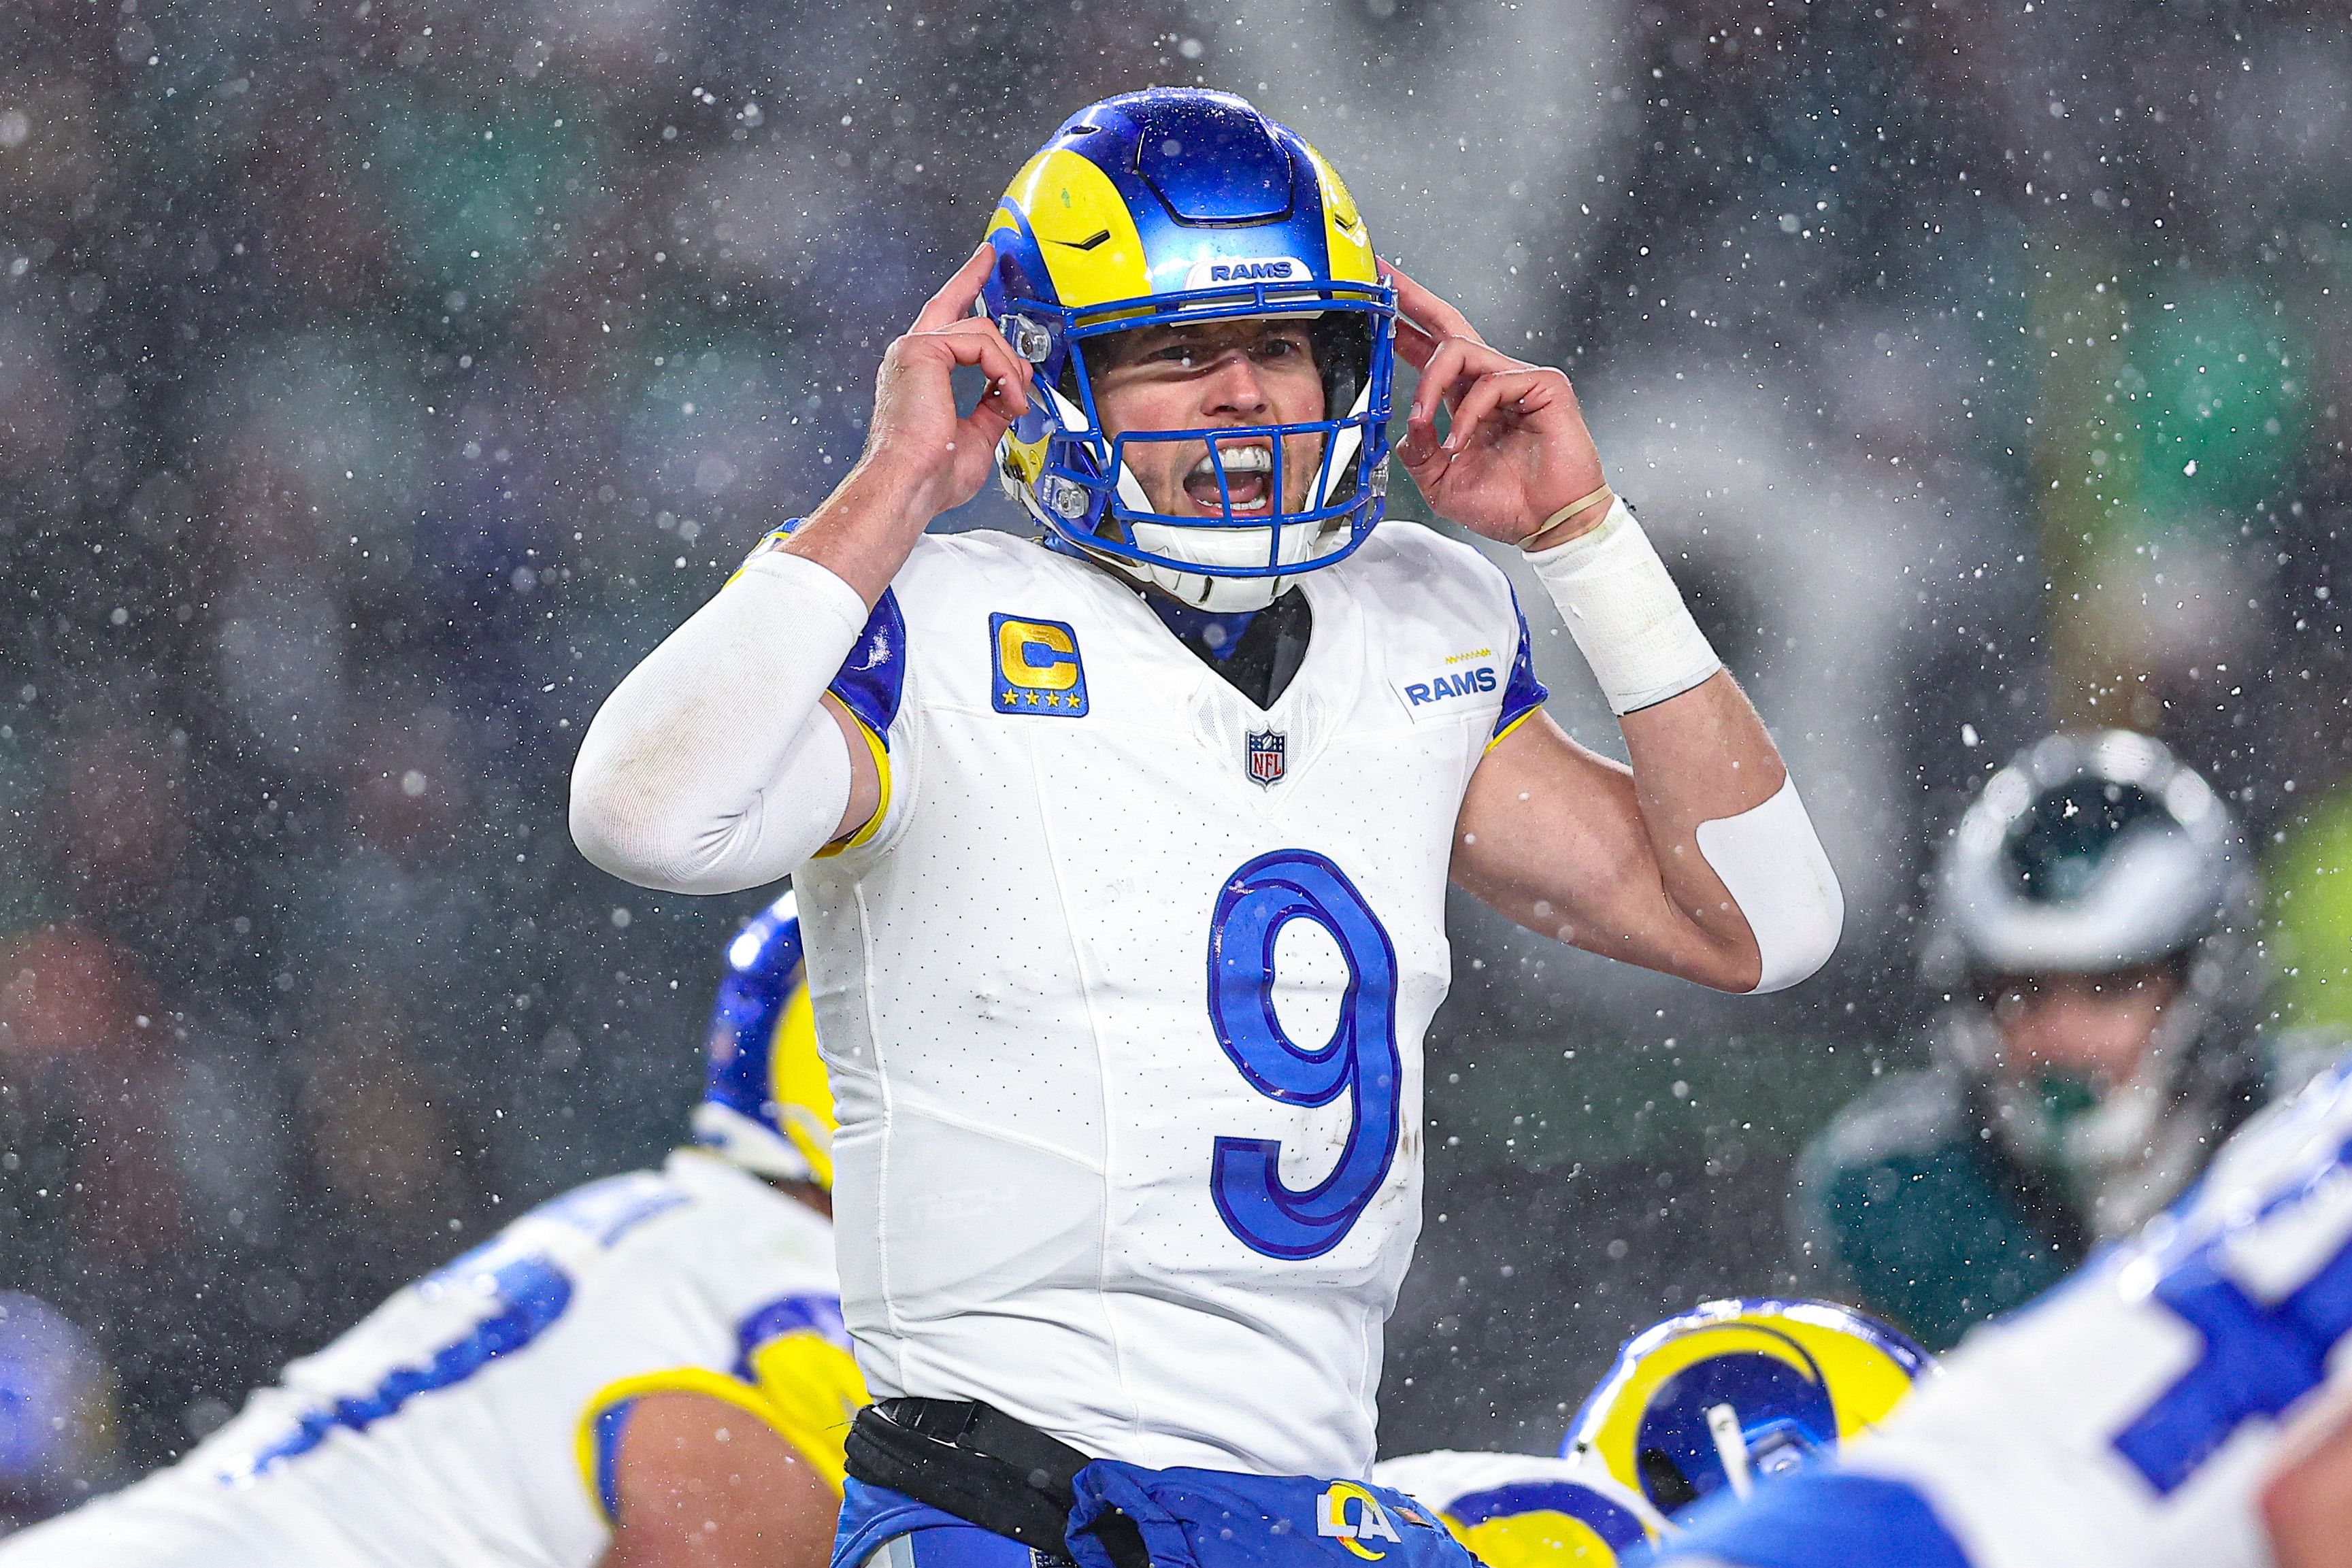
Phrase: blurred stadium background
[{"left": 0, "top": 0, "right": 2346, "bottom": 1512}]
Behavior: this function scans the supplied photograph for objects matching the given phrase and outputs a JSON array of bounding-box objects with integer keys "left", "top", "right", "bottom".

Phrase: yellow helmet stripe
[
  {"left": 1764, "top": 1307, "right": 1922, "bottom": 1441},
  {"left": 1297, "top": 139, "right": 1377, "bottom": 286},
  {"left": 996, "top": 147, "right": 1151, "bottom": 310}
]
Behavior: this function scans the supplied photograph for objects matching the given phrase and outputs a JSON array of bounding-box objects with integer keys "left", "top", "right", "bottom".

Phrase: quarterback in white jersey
[
  {"left": 572, "top": 86, "right": 1843, "bottom": 1567},
  {"left": 0, "top": 897, "right": 864, "bottom": 1568},
  {"left": 1656, "top": 1054, "right": 2352, "bottom": 1568}
]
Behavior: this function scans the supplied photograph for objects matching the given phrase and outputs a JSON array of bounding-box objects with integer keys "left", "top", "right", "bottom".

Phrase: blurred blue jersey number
[
  {"left": 220, "top": 1173, "right": 684, "bottom": 1484},
  {"left": 2113, "top": 1137, "right": 2352, "bottom": 1493}
]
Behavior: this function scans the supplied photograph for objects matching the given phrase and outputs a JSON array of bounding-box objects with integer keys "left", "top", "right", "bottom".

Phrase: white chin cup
[
  {"left": 1123, "top": 508, "right": 1351, "bottom": 610},
  {"left": 1109, "top": 401, "right": 1364, "bottom": 610}
]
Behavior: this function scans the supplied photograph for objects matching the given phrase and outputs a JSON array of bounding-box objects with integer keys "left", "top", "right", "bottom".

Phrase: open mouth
[{"left": 1182, "top": 441, "right": 1274, "bottom": 515}]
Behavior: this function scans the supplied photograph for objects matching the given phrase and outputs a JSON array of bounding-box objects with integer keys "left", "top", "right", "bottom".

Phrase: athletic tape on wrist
[{"left": 1523, "top": 497, "right": 1721, "bottom": 715}]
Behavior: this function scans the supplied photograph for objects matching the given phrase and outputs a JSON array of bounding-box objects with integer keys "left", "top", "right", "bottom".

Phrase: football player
[
  {"left": 1561, "top": 1299, "right": 1930, "bottom": 1520},
  {"left": 1364, "top": 1301, "right": 1924, "bottom": 1568},
  {"left": 1655, "top": 1052, "right": 2352, "bottom": 1567},
  {"left": 0, "top": 894, "right": 865, "bottom": 1568},
  {"left": 570, "top": 88, "right": 1844, "bottom": 1568},
  {"left": 1794, "top": 731, "right": 2276, "bottom": 1350}
]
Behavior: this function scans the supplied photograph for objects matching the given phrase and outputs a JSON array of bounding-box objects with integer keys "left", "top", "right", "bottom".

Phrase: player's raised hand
[
  {"left": 1387, "top": 263, "right": 1611, "bottom": 549},
  {"left": 792, "top": 244, "right": 1034, "bottom": 606},
  {"left": 859, "top": 242, "right": 1035, "bottom": 525}
]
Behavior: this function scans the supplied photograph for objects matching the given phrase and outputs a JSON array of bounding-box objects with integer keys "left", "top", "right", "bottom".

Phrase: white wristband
[{"left": 1524, "top": 498, "right": 1721, "bottom": 715}]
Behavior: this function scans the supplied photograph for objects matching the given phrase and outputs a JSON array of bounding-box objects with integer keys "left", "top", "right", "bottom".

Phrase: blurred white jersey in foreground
[
  {"left": 1659, "top": 1054, "right": 2352, "bottom": 1568},
  {"left": 0, "top": 1150, "right": 856, "bottom": 1568}
]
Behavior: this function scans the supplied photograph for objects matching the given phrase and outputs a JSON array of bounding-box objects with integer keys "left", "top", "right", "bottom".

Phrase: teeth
[{"left": 1189, "top": 445, "right": 1272, "bottom": 480}]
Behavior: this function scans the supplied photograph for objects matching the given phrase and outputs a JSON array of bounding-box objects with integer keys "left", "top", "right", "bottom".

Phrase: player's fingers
[
  {"left": 1384, "top": 261, "right": 1486, "bottom": 348},
  {"left": 1409, "top": 337, "right": 1498, "bottom": 425},
  {"left": 1395, "top": 422, "right": 1452, "bottom": 490},
  {"left": 1391, "top": 312, "right": 1441, "bottom": 371},
  {"left": 1441, "top": 369, "right": 1546, "bottom": 453},
  {"left": 1443, "top": 340, "right": 1531, "bottom": 416},
  {"left": 909, "top": 242, "right": 998, "bottom": 334},
  {"left": 926, "top": 314, "right": 1033, "bottom": 363},
  {"left": 1395, "top": 394, "right": 1453, "bottom": 479},
  {"left": 1405, "top": 338, "right": 1460, "bottom": 429},
  {"left": 909, "top": 321, "right": 1033, "bottom": 414},
  {"left": 1443, "top": 368, "right": 1562, "bottom": 452},
  {"left": 961, "top": 391, "right": 1018, "bottom": 454}
]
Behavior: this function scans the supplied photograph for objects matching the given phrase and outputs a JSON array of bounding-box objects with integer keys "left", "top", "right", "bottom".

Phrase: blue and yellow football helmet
[
  {"left": 982, "top": 88, "right": 1397, "bottom": 611},
  {"left": 690, "top": 892, "right": 836, "bottom": 1188},
  {"left": 1562, "top": 1299, "right": 1930, "bottom": 1516}
]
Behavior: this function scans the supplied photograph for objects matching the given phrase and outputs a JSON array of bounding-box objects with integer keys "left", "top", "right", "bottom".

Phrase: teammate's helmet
[
  {"left": 1374, "top": 1450, "right": 1672, "bottom": 1568},
  {"left": 1562, "top": 1299, "right": 1930, "bottom": 1516},
  {"left": 982, "top": 88, "right": 1396, "bottom": 612},
  {"left": 691, "top": 892, "right": 837, "bottom": 1188},
  {"left": 1929, "top": 730, "right": 2250, "bottom": 982},
  {"left": 1442, "top": 1475, "right": 1661, "bottom": 1568}
]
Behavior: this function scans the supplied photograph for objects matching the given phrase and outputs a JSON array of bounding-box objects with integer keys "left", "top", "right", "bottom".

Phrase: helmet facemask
[{"left": 997, "top": 282, "right": 1394, "bottom": 612}]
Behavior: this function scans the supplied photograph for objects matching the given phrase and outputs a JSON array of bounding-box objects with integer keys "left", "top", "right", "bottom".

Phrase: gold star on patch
[
  {"left": 1002, "top": 690, "right": 1017, "bottom": 706},
  {"left": 1024, "top": 690, "right": 1040, "bottom": 705},
  {"left": 1044, "top": 692, "right": 1061, "bottom": 707}
]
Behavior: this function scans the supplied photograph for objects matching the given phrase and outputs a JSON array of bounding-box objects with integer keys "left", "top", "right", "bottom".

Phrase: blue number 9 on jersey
[{"left": 1206, "top": 850, "right": 1402, "bottom": 1260}]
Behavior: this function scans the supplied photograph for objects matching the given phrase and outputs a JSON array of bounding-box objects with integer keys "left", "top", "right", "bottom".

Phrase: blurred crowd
[{"left": 0, "top": 0, "right": 2347, "bottom": 1512}]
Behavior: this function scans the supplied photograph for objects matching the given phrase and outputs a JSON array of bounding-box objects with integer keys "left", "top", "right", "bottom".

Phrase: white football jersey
[
  {"left": 794, "top": 524, "right": 1546, "bottom": 1480},
  {"left": 1372, "top": 1450, "right": 1670, "bottom": 1566},
  {"left": 1663, "top": 1055, "right": 2352, "bottom": 1568},
  {"left": 0, "top": 1152, "right": 858, "bottom": 1568}
]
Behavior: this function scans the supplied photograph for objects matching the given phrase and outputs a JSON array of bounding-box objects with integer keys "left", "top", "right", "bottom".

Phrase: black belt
[{"left": 844, "top": 1399, "right": 1150, "bottom": 1568}]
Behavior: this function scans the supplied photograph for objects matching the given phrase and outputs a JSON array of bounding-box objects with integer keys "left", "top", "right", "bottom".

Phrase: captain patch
[{"left": 991, "top": 614, "right": 1090, "bottom": 716}]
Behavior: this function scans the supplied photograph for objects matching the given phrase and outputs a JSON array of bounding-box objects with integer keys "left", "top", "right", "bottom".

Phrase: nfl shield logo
[{"left": 1246, "top": 729, "right": 1287, "bottom": 787}]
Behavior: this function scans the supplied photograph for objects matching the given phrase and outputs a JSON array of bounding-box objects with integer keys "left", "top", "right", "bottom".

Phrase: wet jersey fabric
[
  {"left": 795, "top": 524, "right": 1544, "bottom": 1479},
  {"left": 1664, "top": 1055, "right": 2352, "bottom": 1568},
  {"left": 0, "top": 1152, "right": 855, "bottom": 1568},
  {"left": 1369, "top": 1450, "right": 1668, "bottom": 1567}
]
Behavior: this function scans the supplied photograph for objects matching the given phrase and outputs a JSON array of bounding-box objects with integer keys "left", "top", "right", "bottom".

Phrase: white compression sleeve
[
  {"left": 1694, "top": 777, "right": 1844, "bottom": 994},
  {"left": 569, "top": 551, "right": 867, "bottom": 895},
  {"left": 1524, "top": 498, "right": 1722, "bottom": 715}
]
